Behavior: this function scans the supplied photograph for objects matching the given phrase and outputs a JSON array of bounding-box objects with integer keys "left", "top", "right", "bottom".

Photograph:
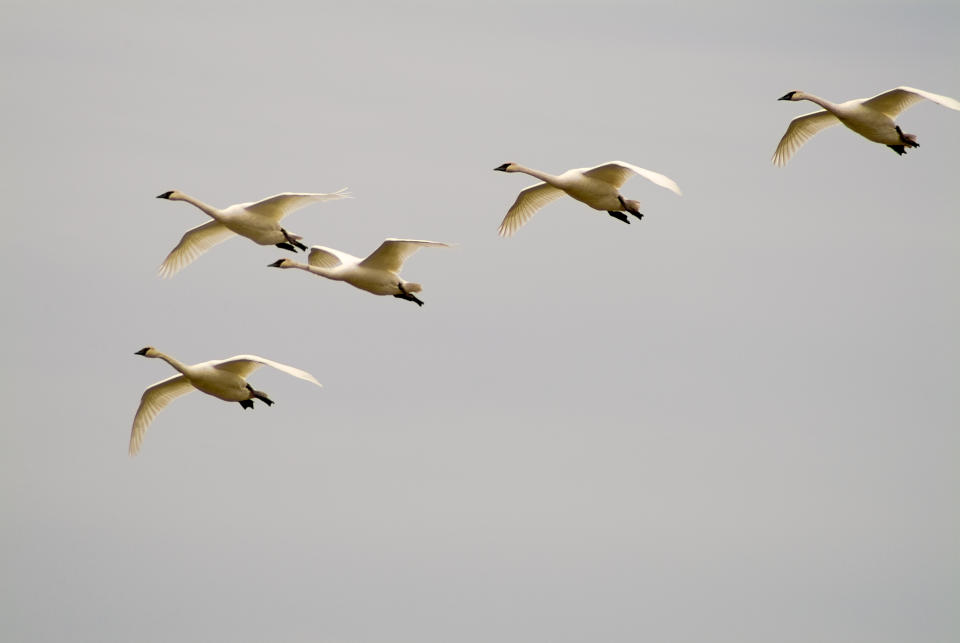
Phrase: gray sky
[{"left": 2, "top": 1, "right": 958, "bottom": 642}]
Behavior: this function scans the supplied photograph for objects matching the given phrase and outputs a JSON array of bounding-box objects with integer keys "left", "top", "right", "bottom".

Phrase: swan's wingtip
[{"left": 157, "top": 265, "right": 178, "bottom": 279}]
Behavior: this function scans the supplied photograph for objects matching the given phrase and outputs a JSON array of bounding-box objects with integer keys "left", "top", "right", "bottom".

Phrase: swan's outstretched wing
[
  {"left": 498, "top": 182, "right": 566, "bottom": 237},
  {"left": 359, "top": 239, "right": 450, "bottom": 272},
  {"left": 129, "top": 374, "right": 195, "bottom": 455},
  {"left": 773, "top": 109, "right": 841, "bottom": 166},
  {"left": 307, "top": 245, "right": 359, "bottom": 269},
  {"left": 158, "top": 220, "right": 235, "bottom": 278},
  {"left": 213, "top": 355, "right": 322, "bottom": 387},
  {"left": 582, "top": 161, "right": 684, "bottom": 195},
  {"left": 862, "top": 86, "right": 960, "bottom": 119},
  {"left": 243, "top": 189, "right": 350, "bottom": 221}
]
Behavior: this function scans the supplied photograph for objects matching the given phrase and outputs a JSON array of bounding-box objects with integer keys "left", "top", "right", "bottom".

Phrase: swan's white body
[
  {"left": 156, "top": 189, "right": 350, "bottom": 277},
  {"left": 773, "top": 86, "right": 960, "bottom": 166},
  {"left": 494, "top": 161, "right": 682, "bottom": 237},
  {"left": 270, "top": 239, "right": 450, "bottom": 303},
  {"left": 129, "top": 347, "right": 322, "bottom": 455}
]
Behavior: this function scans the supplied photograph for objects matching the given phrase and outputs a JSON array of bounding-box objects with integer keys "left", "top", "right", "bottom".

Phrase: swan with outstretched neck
[
  {"left": 129, "top": 347, "right": 322, "bottom": 455},
  {"left": 155, "top": 188, "right": 349, "bottom": 277},
  {"left": 269, "top": 238, "right": 450, "bottom": 307},
  {"left": 773, "top": 86, "right": 960, "bottom": 166},
  {"left": 493, "top": 161, "right": 682, "bottom": 237}
]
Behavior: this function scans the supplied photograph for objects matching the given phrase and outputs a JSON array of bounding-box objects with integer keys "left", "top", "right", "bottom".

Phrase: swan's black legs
[
  {"left": 279, "top": 228, "right": 308, "bottom": 251},
  {"left": 245, "top": 384, "right": 274, "bottom": 407},
  {"left": 395, "top": 283, "right": 425, "bottom": 307},
  {"left": 618, "top": 195, "right": 644, "bottom": 220},
  {"left": 239, "top": 399, "right": 255, "bottom": 410},
  {"left": 607, "top": 211, "right": 630, "bottom": 224},
  {"left": 275, "top": 242, "right": 297, "bottom": 252},
  {"left": 890, "top": 126, "right": 919, "bottom": 155}
]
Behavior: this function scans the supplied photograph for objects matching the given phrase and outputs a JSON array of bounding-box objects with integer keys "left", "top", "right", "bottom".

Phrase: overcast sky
[{"left": 2, "top": 1, "right": 958, "bottom": 642}]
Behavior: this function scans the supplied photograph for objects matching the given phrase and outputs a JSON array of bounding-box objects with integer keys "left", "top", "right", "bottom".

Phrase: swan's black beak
[
  {"left": 268, "top": 259, "right": 285, "bottom": 268},
  {"left": 778, "top": 92, "right": 796, "bottom": 101},
  {"left": 493, "top": 163, "right": 510, "bottom": 172},
  {"left": 134, "top": 347, "right": 150, "bottom": 356},
  {"left": 156, "top": 191, "right": 174, "bottom": 199}
]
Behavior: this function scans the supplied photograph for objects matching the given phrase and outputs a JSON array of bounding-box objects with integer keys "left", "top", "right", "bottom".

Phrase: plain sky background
[{"left": 2, "top": 1, "right": 958, "bottom": 641}]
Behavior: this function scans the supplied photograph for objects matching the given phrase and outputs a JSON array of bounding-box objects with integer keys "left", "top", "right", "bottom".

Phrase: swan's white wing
[
  {"left": 498, "top": 182, "right": 566, "bottom": 237},
  {"left": 213, "top": 355, "right": 322, "bottom": 387},
  {"left": 158, "top": 220, "right": 235, "bottom": 278},
  {"left": 243, "top": 189, "right": 350, "bottom": 222},
  {"left": 307, "top": 245, "right": 358, "bottom": 269},
  {"left": 772, "top": 109, "right": 841, "bottom": 166},
  {"left": 861, "top": 86, "right": 960, "bottom": 118},
  {"left": 359, "top": 239, "right": 450, "bottom": 272},
  {"left": 129, "top": 374, "right": 195, "bottom": 456},
  {"left": 582, "top": 161, "right": 683, "bottom": 195}
]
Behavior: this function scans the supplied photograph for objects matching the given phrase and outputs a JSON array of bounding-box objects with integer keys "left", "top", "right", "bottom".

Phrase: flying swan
[
  {"left": 269, "top": 239, "right": 450, "bottom": 307},
  {"left": 773, "top": 86, "right": 960, "bottom": 166},
  {"left": 129, "top": 347, "right": 322, "bottom": 455},
  {"left": 155, "top": 188, "right": 350, "bottom": 277},
  {"left": 493, "top": 161, "right": 682, "bottom": 237}
]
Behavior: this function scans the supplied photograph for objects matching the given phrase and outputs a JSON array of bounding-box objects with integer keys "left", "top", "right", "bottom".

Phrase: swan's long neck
[
  {"left": 153, "top": 351, "right": 194, "bottom": 377},
  {"left": 173, "top": 193, "right": 222, "bottom": 220},
  {"left": 304, "top": 264, "right": 337, "bottom": 279},
  {"left": 798, "top": 92, "right": 842, "bottom": 114},
  {"left": 277, "top": 260, "right": 335, "bottom": 278},
  {"left": 512, "top": 165, "right": 562, "bottom": 186}
]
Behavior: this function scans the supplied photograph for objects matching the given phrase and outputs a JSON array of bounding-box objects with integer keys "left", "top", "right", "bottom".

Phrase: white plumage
[
  {"left": 155, "top": 189, "right": 350, "bottom": 277},
  {"left": 773, "top": 86, "right": 960, "bottom": 166},
  {"left": 269, "top": 239, "right": 450, "bottom": 307},
  {"left": 129, "top": 347, "right": 322, "bottom": 455},
  {"left": 494, "top": 161, "right": 682, "bottom": 237}
]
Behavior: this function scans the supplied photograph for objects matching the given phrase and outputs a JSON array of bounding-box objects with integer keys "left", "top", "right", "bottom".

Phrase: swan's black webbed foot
[
  {"left": 618, "top": 195, "right": 644, "bottom": 219},
  {"left": 894, "top": 125, "right": 919, "bottom": 147},
  {"left": 395, "top": 282, "right": 425, "bottom": 306},
  {"left": 394, "top": 292, "right": 425, "bottom": 307},
  {"left": 243, "top": 383, "right": 274, "bottom": 406},
  {"left": 280, "top": 228, "right": 307, "bottom": 251},
  {"left": 239, "top": 400, "right": 255, "bottom": 410},
  {"left": 887, "top": 145, "right": 907, "bottom": 156},
  {"left": 275, "top": 242, "right": 297, "bottom": 252},
  {"left": 607, "top": 211, "right": 630, "bottom": 224}
]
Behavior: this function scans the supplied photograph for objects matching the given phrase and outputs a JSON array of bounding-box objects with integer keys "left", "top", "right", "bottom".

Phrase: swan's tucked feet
[
  {"left": 895, "top": 125, "right": 920, "bottom": 147},
  {"left": 246, "top": 384, "right": 275, "bottom": 406},
  {"left": 395, "top": 283, "right": 425, "bottom": 306},
  {"left": 618, "top": 195, "right": 644, "bottom": 219},
  {"left": 275, "top": 242, "right": 297, "bottom": 252},
  {"left": 607, "top": 211, "right": 630, "bottom": 224},
  {"left": 394, "top": 293, "right": 425, "bottom": 306},
  {"left": 239, "top": 399, "right": 255, "bottom": 410},
  {"left": 281, "top": 229, "right": 308, "bottom": 251},
  {"left": 890, "top": 125, "right": 920, "bottom": 155}
]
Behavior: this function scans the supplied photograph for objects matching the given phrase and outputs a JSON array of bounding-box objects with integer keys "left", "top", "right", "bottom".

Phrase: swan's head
[
  {"left": 268, "top": 258, "right": 294, "bottom": 268},
  {"left": 135, "top": 346, "right": 158, "bottom": 357},
  {"left": 494, "top": 162, "right": 518, "bottom": 172},
  {"left": 778, "top": 91, "right": 802, "bottom": 101}
]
